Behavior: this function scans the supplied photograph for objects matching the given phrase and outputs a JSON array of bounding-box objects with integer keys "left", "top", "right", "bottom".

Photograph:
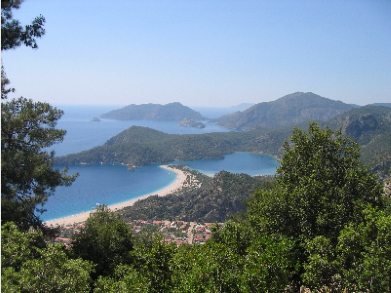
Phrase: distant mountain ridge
[
  {"left": 369, "top": 103, "right": 391, "bottom": 108},
  {"left": 55, "top": 95, "right": 391, "bottom": 178},
  {"left": 217, "top": 92, "right": 355, "bottom": 130},
  {"left": 101, "top": 102, "right": 204, "bottom": 121},
  {"left": 187, "top": 104, "right": 255, "bottom": 119}
]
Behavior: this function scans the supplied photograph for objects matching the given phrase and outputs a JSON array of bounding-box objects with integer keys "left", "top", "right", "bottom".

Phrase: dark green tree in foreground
[
  {"left": 1, "top": 97, "right": 78, "bottom": 230},
  {"left": 1, "top": 222, "right": 94, "bottom": 292},
  {"left": 71, "top": 205, "right": 134, "bottom": 278},
  {"left": 214, "top": 122, "right": 388, "bottom": 291},
  {"left": 1, "top": 0, "right": 77, "bottom": 230},
  {"left": 248, "top": 122, "right": 383, "bottom": 242}
]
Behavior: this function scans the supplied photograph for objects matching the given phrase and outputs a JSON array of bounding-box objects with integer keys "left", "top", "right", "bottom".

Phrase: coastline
[{"left": 44, "top": 165, "right": 186, "bottom": 227}]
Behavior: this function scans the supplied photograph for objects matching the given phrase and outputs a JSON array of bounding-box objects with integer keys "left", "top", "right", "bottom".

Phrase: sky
[{"left": 1, "top": 0, "right": 390, "bottom": 107}]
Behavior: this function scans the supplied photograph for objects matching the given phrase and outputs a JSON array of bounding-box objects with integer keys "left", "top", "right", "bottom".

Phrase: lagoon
[
  {"left": 41, "top": 105, "right": 279, "bottom": 221},
  {"left": 43, "top": 152, "right": 278, "bottom": 221}
]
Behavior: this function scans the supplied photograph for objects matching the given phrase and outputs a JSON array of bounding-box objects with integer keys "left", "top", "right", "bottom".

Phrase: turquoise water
[
  {"left": 42, "top": 164, "right": 177, "bottom": 221},
  {"left": 40, "top": 105, "right": 279, "bottom": 221},
  {"left": 43, "top": 152, "right": 278, "bottom": 221},
  {"left": 173, "top": 152, "right": 279, "bottom": 176}
]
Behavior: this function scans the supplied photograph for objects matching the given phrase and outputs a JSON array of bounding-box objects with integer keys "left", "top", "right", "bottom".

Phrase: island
[
  {"left": 100, "top": 102, "right": 205, "bottom": 121},
  {"left": 177, "top": 118, "right": 206, "bottom": 129}
]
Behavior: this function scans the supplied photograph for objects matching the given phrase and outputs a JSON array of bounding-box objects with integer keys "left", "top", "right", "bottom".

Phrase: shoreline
[{"left": 44, "top": 165, "right": 186, "bottom": 227}]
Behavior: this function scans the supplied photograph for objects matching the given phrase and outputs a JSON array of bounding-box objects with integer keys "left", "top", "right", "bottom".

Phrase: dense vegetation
[
  {"left": 216, "top": 92, "right": 355, "bottom": 130},
  {"left": 100, "top": 102, "right": 205, "bottom": 121},
  {"left": 120, "top": 166, "right": 270, "bottom": 223}
]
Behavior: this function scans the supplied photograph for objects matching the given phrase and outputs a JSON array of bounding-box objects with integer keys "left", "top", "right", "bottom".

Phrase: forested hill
[
  {"left": 216, "top": 92, "right": 355, "bottom": 130},
  {"left": 120, "top": 166, "right": 269, "bottom": 223},
  {"left": 100, "top": 102, "right": 205, "bottom": 121},
  {"left": 105, "top": 126, "right": 175, "bottom": 145},
  {"left": 55, "top": 125, "right": 288, "bottom": 169},
  {"left": 325, "top": 105, "right": 391, "bottom": 176}
]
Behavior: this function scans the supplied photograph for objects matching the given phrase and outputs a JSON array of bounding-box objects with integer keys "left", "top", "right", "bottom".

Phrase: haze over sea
[{"left": 42, "top": 105, "right": 279, "bottom": 221}]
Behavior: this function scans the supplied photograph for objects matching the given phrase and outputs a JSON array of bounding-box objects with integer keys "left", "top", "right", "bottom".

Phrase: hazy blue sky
[{"left": 2, "top": 0, "right": 390, "bottom": 107}]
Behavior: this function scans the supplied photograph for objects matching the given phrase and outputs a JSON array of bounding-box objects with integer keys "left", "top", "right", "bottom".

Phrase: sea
[{"left": 41, "top": 105, "right": 279, "bottom": 221}]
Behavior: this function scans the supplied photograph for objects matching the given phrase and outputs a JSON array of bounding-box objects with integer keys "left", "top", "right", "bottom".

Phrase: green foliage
[
  {"left": 246, "top": 186, "right": 291, "bottom": 237},
  {"left": 1, "top": 97, "right": 78, "bottom": 230},
  {"left": 1, "top": 65, "right": 14, "bottom": 100},
  {"left": 1, "top": 221, "right": 42, "bottom": 270},
  {"left": 210, "top": 220, "right": 254, "bottom": 255},
  {"left": 301, "top": 236, "right": 336, "bottom": 289},
  {"left": 132, "top": 235, "right": 177, "bottom": 293},
  {"left": 3, "top": 245, "right": 94, "bottom": 293},
  {"left": 93, "top": 265, "right": 148, "bottom": 293},
  {"left": 1, "top": 222, "right": 94, "bottom": 293},
  {"left": 334, "top": 205, "right": 391, "bottom": 292},
  {"left": 171, "top": 243, "right": 243, "bottom": 293},
  {"left": 272, "top": 123, "right": 382, "bottom": 241},
  {"left": 242, "top": 236, "right": 298, "bottom": 292},
  {"left": 71, "top": 205, "right": 133, "bottom": 278},
  {"left": 213, "top": 122, "right": 388, "bottom": 291},
  {"left": 1, "top": 0, "right": 46, "bottom": 51}
]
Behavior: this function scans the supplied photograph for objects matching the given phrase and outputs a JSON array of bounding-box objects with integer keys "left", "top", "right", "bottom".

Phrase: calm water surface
[
  {"left": 173, "top": 152, "right": 279, "bottom": 176},
  {"left": 42, "top": 164, "right": 177, "bottom": 221}
]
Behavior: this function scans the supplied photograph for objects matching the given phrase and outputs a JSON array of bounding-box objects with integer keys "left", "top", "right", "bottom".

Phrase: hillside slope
[
  {"left": 120, "top": 166, "right": 268, "bottom": 223},
  {"left": 217, "top": 92, "right": 354, "bottom": 130},
  {"left": 325, "top": 106, "right": 391, "bottom": 177},
  {"left": 54, "top": 125, "right": 287, "bottom": 168}
]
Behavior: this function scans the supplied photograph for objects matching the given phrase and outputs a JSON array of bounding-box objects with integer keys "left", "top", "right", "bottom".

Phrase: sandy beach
[{"left": 44, "top": 165, "right": 186, "bottom": 227}]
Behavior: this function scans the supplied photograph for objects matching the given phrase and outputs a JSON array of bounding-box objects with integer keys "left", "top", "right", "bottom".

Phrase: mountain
[
  {"left": 191, "top": 103, "right": 255, "bottom": 119},
  {"left": 100, "top": 102, "right": 204, "bottom": 121},
  {"left": 325, "top": 105, "right": 391, "bottom": 177},
  {"left": 216, "top": 92, "right": 355, "bottom": 130},
  {"left": 368, "top": 103, "right": 391, "bottom": 108},
  {"left": 229, "top": 103, "right": 256, "bottom": 112}
]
